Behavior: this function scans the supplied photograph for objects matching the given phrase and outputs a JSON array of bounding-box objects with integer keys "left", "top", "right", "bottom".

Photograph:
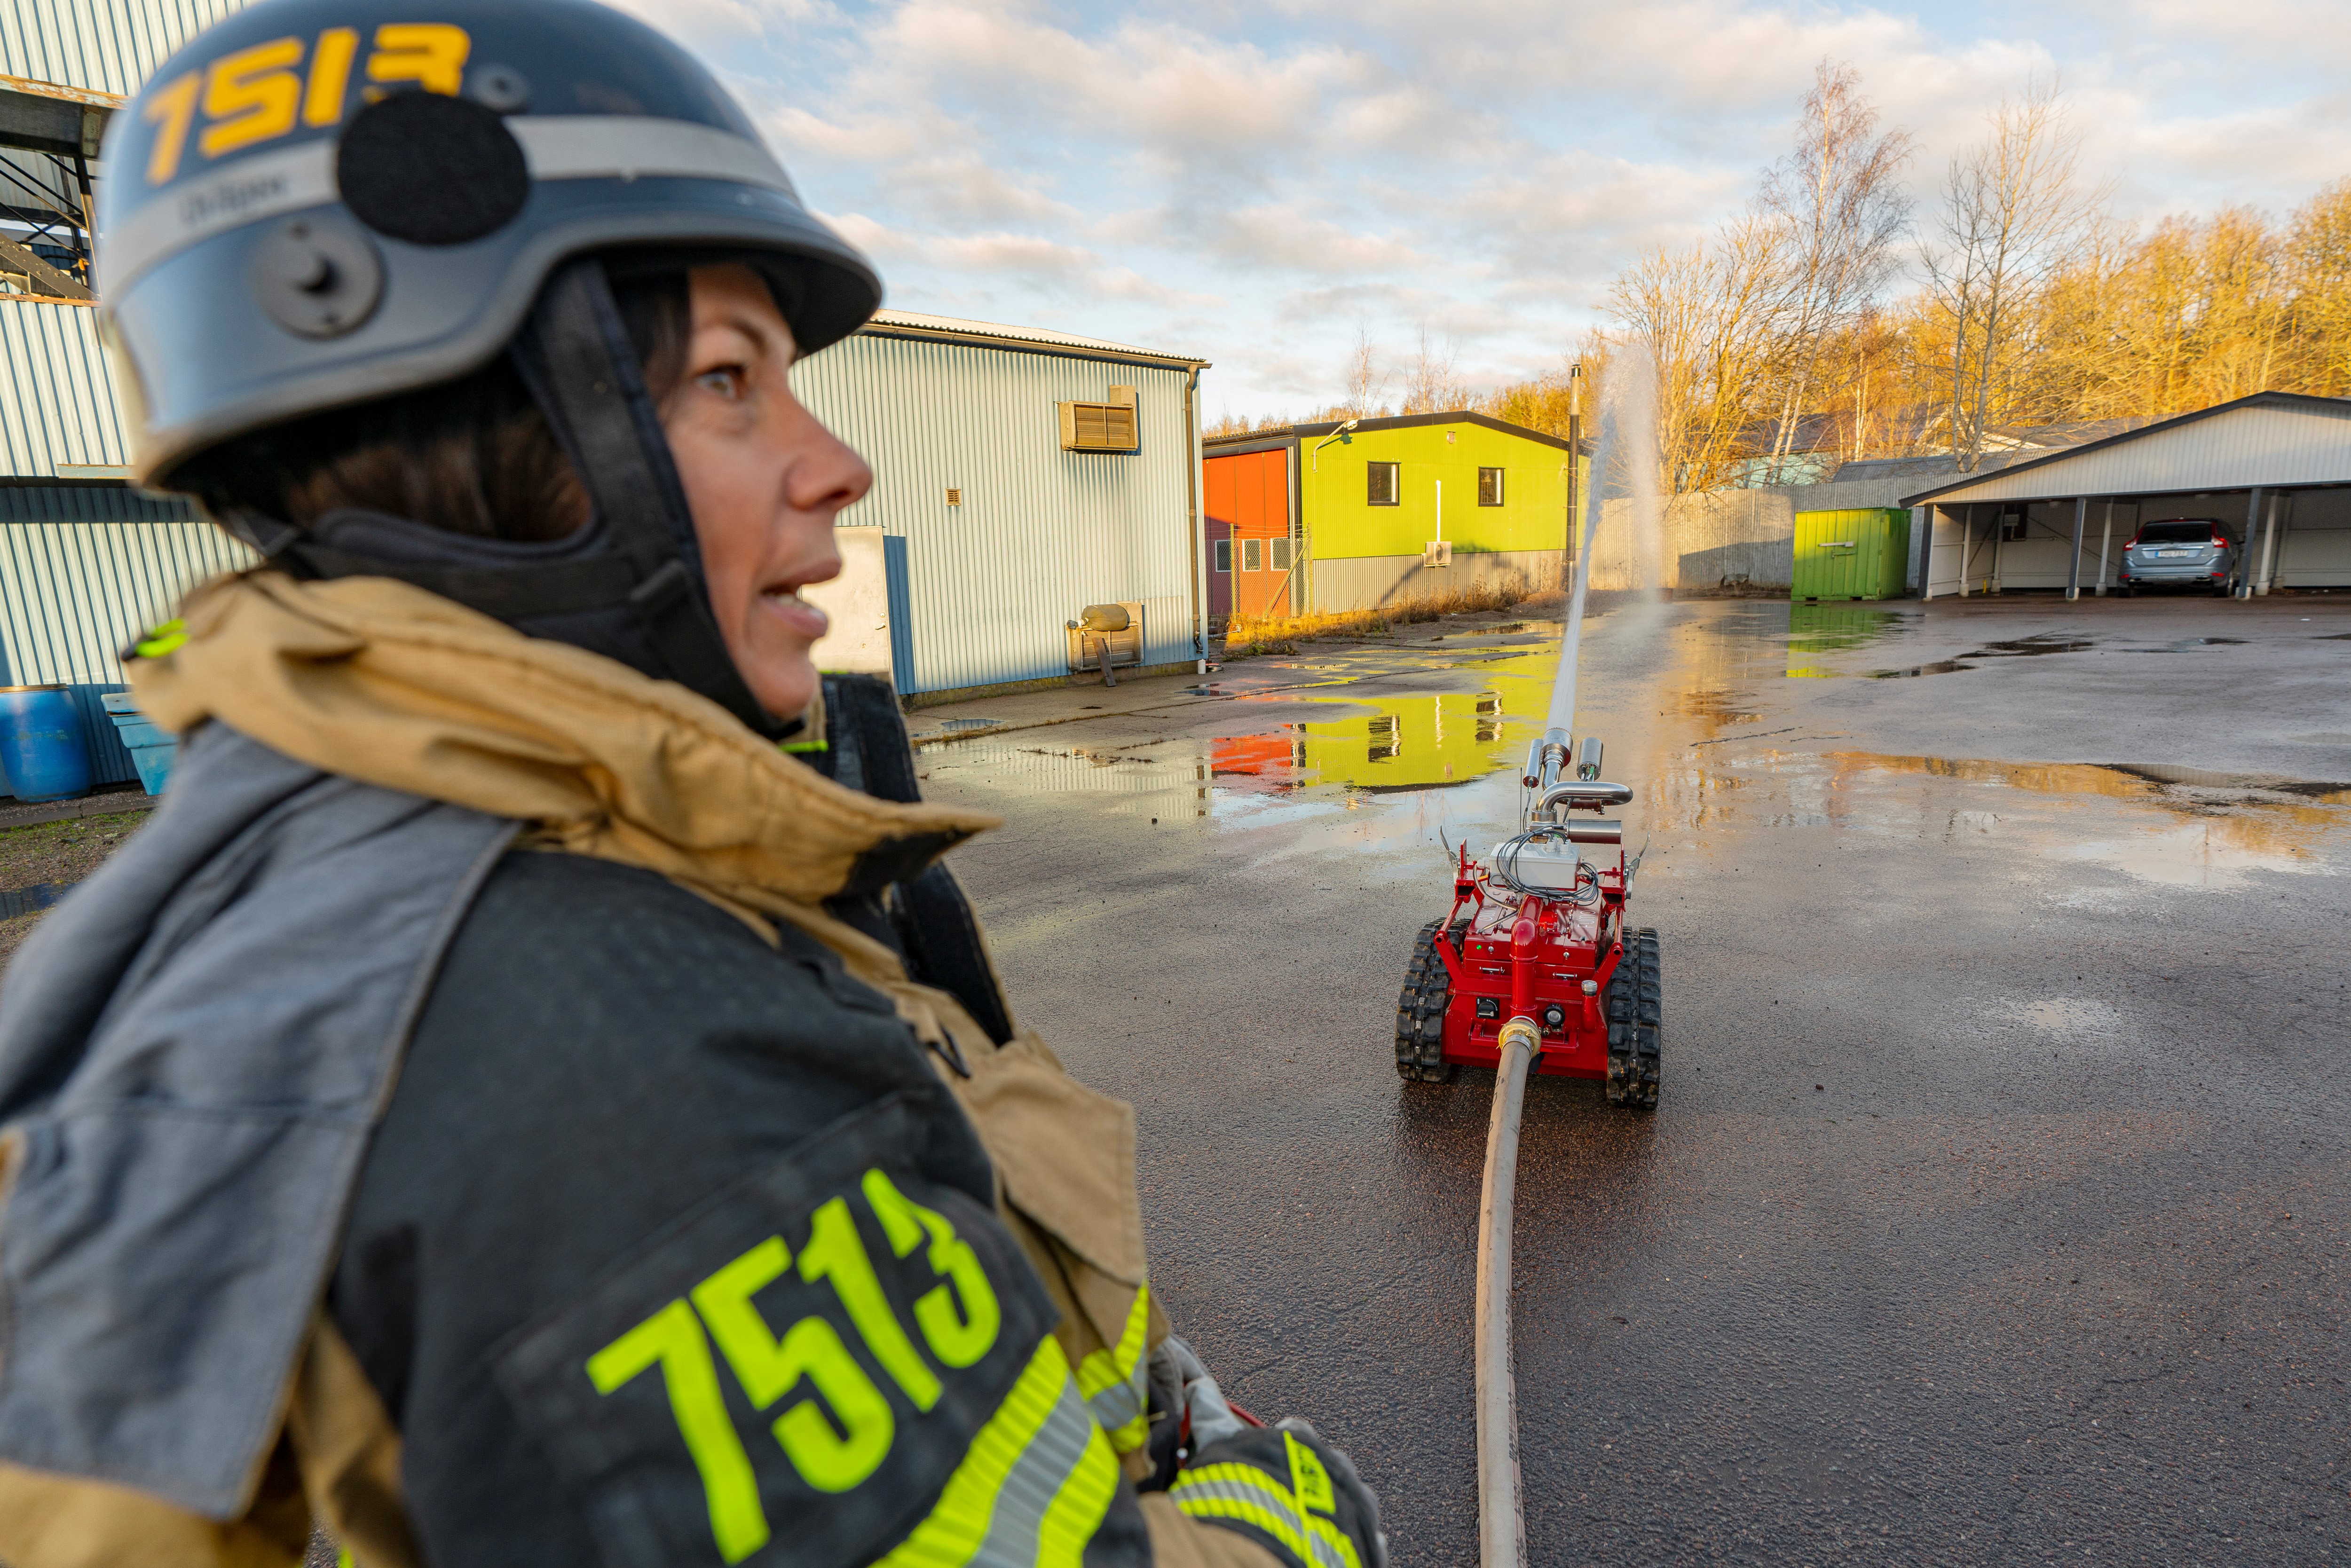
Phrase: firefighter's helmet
[{"left": 99, "top": 0, "right": 883, "bottom": 734}]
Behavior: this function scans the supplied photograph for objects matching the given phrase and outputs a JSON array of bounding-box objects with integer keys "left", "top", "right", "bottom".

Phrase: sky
[{"left": 607, "top": 0, "right": 2350, "bottom": 422}]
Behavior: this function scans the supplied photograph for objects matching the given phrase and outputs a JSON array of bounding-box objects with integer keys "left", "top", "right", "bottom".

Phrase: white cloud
[{"left": 643, "top": 0, "right": 2351, "bottom": 417}]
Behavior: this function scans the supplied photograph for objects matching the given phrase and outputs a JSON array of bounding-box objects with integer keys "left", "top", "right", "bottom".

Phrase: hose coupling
[{"left": 1498, "top": 1015, "right": 1541, "bottom": 1058}]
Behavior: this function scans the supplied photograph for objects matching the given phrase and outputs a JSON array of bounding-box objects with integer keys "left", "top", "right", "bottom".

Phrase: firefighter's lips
[{"left": 759, "top": 583, "right": 829, "bottom": 640}]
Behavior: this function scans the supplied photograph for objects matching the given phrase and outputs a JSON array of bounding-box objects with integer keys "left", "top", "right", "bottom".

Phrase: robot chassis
[{"left": 1395, "top": 727, "right": 1662, "bottom": 1108}]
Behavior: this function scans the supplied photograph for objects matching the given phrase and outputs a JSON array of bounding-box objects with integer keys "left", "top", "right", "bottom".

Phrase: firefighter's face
[{"left": 664, "top": 263, "right": 873, "bottom": 723}]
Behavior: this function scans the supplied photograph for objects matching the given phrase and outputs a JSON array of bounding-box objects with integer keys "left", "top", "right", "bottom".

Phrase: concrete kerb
[{"left": 0, "top": 789, "right": 162, "bottom": 832}]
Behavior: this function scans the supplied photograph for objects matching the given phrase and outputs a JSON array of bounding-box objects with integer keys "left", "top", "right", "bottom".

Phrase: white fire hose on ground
[{"left": 1475, "top": 442, "right": 1608, "bottom": 1567}]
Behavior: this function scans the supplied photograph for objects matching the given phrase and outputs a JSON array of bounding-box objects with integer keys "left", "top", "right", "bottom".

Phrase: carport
[{"left": 1905, "top": 391, "right": 2351, "bottom": 599}]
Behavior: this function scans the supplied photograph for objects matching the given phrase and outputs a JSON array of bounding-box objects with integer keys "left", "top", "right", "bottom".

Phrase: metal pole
[
  {"left": 2238, "top": 486, "right": 2264, "bottom": 599},
  {"left": 2095, "top": 500, "right": 2113, "bottom": 596},
  {"left": 2256, "top": 491, "right": 2281, "bottom": 596},
  {"left": 2066, "top": 497, "right": 2086, "bottom": 601},
  {"left": 1475, "top": 1027, "right": 1533, "bottom": 1568}
]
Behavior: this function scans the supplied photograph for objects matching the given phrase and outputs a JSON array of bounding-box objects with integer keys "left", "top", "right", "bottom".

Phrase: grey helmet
[{"left": 97, "top": 0, "right": 883, "bottom": 733}]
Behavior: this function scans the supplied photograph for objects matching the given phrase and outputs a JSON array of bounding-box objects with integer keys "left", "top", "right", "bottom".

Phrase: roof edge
[
  {"left": 859, "top": 310, "right": 1209, "bottom": 370},
  {"left": 1899, "top": 391, "right": 2351, "bottom": 507},
  {"left": 1209, "top": 408, "right": 1575, "bottom": 453}
]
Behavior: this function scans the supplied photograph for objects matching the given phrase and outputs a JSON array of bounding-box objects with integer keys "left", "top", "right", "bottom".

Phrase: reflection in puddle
[
  {"left": 1787, "top": 605, "right": 1910, "bottom": 652},
  {"left": 1822, "top": 752, "right": 2351, "bottom": 887},
  {"left": 923, "top": 602, "right": 2351, "bottom": 892},
  {"left": 1871, "top": 661, "right": 1975, "bottom": 679}
]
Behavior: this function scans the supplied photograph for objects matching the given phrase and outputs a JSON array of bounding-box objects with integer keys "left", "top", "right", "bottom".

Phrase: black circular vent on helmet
[{"left": 338, "top": 92, "right": 530, "bottom": 247}]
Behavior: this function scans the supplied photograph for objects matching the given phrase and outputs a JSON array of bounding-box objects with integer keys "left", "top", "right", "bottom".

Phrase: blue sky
[{"left": 610, "top": 0, "right": 2348, "bottom": 420}]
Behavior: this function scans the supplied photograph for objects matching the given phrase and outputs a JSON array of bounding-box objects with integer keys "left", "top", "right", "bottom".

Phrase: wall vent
[{"left": 1059, "top": 385, "right": 1139, "bottom": 452}]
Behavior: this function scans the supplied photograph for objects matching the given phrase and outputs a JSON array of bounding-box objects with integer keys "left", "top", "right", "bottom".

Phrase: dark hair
[{"left": 180, "top": 270, "right": 691, "bottom": 544}]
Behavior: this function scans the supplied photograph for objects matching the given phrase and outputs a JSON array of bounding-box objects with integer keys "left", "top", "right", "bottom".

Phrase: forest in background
[{"left": 1209, "top": 66, "right": 2351, "bottom": 497}]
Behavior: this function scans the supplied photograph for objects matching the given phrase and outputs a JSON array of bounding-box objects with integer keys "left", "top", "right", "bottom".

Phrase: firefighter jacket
[{"left": 0, "top": 568, "right": 1280, "bottom": 1568}]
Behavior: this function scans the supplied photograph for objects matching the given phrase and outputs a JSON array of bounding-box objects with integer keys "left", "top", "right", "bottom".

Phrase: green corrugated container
[{"left": 1792, "top": 508, "right": 1909, "bottom": 601}]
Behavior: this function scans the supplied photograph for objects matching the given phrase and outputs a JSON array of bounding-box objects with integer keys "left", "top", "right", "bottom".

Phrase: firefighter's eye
[{"left": 695, "top": 366, "right": 747, "bottom": 400}]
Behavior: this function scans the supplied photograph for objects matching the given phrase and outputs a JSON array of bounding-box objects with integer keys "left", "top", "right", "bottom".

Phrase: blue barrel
[
  {"left": 0, "top": 685, "right": 94, "bottom": 804},
  {"left": 101, "top": 691, "right": 178, "bottom": 796}
]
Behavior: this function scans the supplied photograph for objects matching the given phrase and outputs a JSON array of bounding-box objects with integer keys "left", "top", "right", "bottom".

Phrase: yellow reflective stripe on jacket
[
  {"left": 1170, "top": 1452, "right": 1362, "bottom": 1568},
  {"left": 876, "top": 1332, "right": 1119, "bottom": 1568},
  {"left": 1073, "top": 1282, "right": 1151, "bottom": 1453}
]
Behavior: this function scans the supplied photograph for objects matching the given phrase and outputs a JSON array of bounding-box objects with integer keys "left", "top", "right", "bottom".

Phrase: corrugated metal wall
[
  {"left": 0, "top": 299, "right": 126, "bottom": 475},
  {"left": 0, "top": 491, "right": 252, "bottom": 791},
  {"left": 1, "top": 0, "right": 250, "bottom": 96},
  {"left": 794, "top": 334, "right": 1199, "bottom": 694}
]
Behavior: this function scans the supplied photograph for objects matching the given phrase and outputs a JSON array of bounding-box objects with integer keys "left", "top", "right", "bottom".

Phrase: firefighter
[{"left": 0, "top": 2, "right": 1385, "bottom": 1564}]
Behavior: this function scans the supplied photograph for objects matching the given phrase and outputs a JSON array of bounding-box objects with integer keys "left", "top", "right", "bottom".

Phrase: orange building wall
[{"left": 1205, "top": 448, "right": 1294, "bottom": 618}]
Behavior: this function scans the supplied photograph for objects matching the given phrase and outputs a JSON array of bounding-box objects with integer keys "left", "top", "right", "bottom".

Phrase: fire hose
[{"left": 1474, "top": 421, "right": 1609, "bottom": 1568}]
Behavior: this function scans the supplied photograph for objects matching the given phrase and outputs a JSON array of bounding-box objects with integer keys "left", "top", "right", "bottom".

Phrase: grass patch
[
  {"left": 1226, "top": 567, "right": 1546, "bottom": 651},
  {"left": 0, "top": 808, "right": 151, "bottom": 972}
]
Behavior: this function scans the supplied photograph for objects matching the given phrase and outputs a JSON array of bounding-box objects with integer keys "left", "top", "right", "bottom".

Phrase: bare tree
[
  {"left": 1340, "top": 323, "right": 1392, "bottom": 418},
  {"left": 1758, "top": 60, "right": 1914, "bottom": 479},
  {"left": 1400, "top": 324, "right": 1470, "bottom": 413},
  {"left": 1607, "top": 210, "right": 1798, "bottom": 493},
  {"left": 1922, "top": 78, "right": 2103, "bottom": 470}
]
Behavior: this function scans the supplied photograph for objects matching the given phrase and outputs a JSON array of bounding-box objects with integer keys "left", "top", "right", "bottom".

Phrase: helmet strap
[{"left": 509, "top": 257, "right": 788, "bottom": 739}]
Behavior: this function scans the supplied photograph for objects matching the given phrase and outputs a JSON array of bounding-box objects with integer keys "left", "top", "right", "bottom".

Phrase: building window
[
  {"left": 1243, "top": 538, "right": 1263, "bottom": 572},
  {"left": 1058, "top": 386, "right": 1139, "bottom": 452},
  {"left": 1478, "top": 467, "right": 1504, "bottom": 506},
  {"left": 1214, "top": 539, "right": 1231, "bottom": 573},
  {"left": 1270, "top": 537, "right": 1292, "bottom": 572},
  {"left": 1368, "top": 461, "right": 1399, "bottom": 505}
]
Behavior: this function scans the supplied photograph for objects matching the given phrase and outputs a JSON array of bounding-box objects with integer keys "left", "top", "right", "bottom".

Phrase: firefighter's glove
[
  {"left": 1170, "top": 1419, "right": 1388, "bottom": 1568},
  {"left": 1142, "top": 1335, "right": 1248, "bottom": 1490}
]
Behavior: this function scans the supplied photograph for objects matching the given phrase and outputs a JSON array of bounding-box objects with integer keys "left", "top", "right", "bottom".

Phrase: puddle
[
  {"left": 1817, "top": 752, "right": 2351, "bottom": 887},
  {"left": 919, "top": 601, "right": 2350, "bottom": 889},
  {"left": 1962, "top": 636, "right": 2095, "bottom": 658},
  {"left": 931, "top": 718, "right": 1004, "bottom": 732},
  {"left": 2118, "top": 637, "right": 2248, "bottom": 653}
]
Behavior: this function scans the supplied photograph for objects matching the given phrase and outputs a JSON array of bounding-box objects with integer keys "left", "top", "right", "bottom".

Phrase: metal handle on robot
[{"left": 1538, "top": 779, "right": 1633, "bottom": 813}]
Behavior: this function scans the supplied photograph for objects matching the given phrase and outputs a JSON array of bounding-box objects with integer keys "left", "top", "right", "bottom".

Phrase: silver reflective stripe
[
  {"left": 1172, "top": 1464, "right": 1357, "bottom": 1568},
  {"left": 1085, "top": 1367, "right": 1144, "bottom": 1437},
  {"left": 511, "top": 117, "right": 797, "bottom": 199},
  {"left": 102, "top": 140, "right": 336, "bottom": 293},
  {"left": 874, "top": 1333, "right": 1122, "bottom": 1568},
  {"left": 974, "top": 1373, "right": 1097, "bottom": 1566},
  {"left": 101, "top": 116, "right": 798, "bottom": 294}
]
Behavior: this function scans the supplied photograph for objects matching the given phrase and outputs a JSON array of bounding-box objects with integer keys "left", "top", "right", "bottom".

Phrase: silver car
[{"left": 2119, "top": 518, "right": 2234, "bottom": 595}]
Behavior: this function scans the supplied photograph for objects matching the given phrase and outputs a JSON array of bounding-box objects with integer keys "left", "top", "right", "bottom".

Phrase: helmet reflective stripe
[{"left": 100, "top": 116, "right": 801, "bottom": 296}]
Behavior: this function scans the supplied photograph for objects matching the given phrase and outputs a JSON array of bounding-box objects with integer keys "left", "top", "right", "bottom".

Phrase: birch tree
[
  {"left": 1922, "top": 79, "right": 2101, "bottom": 469},
  {"left": 1758, "top": 61, "right": 1914, "bottom": 480}
]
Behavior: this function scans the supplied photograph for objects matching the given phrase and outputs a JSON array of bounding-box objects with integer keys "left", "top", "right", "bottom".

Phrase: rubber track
[
  {"left": 1395, "top": 918, "right": 1466, "bottom": 1083},
  {"left": 1604, "top": 926, "right": 1662, "bottom": 1108}
]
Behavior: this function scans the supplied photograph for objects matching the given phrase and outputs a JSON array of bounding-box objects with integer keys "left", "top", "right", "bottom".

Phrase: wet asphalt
[{"left": 917, "top": 593, "right": 2351, "bottom": 1566}]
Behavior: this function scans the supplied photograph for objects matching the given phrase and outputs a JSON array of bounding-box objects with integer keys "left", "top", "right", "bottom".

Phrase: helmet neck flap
[{"left": 236, "top": 257, "right": 791, "bottom": 739}]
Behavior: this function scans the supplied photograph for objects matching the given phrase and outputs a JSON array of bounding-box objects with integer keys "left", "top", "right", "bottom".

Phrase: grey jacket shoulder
[{"left": 0, "top": 722, "right": 518, "bottom": 1517}]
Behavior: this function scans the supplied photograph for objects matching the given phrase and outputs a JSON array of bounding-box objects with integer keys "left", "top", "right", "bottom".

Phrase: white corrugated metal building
[
  {"left": 795, "top": 310, "right": 1210, "bottom": 698},
  {"left": 1905, "top": 392, "right": 2351, "bottom": 599},
  {"left": 4, "top": 0, "right": 255, "bottom": 790},
  {"left": 2, "top": 0, "right": 1212, "bottom": 804}
]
